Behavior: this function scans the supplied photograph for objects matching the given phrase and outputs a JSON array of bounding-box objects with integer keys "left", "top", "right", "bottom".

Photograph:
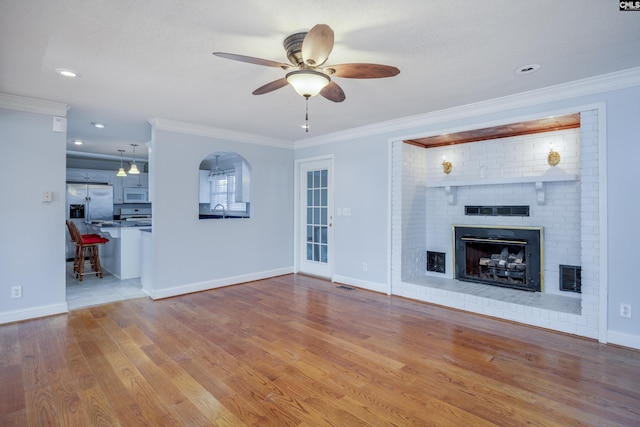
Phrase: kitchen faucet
[{"left": 212, "top": 203, "right": 226, "bottom": 218}]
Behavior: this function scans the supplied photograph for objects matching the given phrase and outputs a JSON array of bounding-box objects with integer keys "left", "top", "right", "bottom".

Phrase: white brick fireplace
[{"left": 391, "top": 109, "right": 602, "bottom": 339}]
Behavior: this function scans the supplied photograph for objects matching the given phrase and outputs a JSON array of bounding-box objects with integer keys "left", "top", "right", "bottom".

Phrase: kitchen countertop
[
  {"left": 198, "top": 214, "right": 249, "bottom": 219},
  {"left": 85, "top": 221, "right": 148, "bottom": 280},
  {"left": 88, "top": 220, "right": 152, "bottom": 228}
]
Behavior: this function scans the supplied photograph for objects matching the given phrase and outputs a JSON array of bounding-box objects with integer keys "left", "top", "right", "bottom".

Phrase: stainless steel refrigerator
[{"left": 66, "top": 183, "right": 114, "bottom": 259}]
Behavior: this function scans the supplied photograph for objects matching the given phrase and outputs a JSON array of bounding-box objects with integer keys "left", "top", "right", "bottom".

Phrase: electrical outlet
[
  {"left": 620, "top": 303, "right": 632, "bottom": 319},
  {"left": 11, "top": 285, "right": 22, "bottom": 299},
  {"left": 362, "top": 262, "right": 368, "bottom": 272}
]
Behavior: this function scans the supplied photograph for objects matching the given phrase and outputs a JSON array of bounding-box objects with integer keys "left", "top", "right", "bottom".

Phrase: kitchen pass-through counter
[{"left": 86, "top": 221, "right": 151, "bottom": 280}]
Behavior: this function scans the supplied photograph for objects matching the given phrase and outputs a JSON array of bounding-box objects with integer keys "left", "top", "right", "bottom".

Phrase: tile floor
[
  {"left": 407, "top": 274, "right": 582, "bottom": 314},
  {"left": 66, "top": 261, "right": 147, "bottom": 310}
]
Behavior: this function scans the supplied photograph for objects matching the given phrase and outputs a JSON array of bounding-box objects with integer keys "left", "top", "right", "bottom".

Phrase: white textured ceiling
[{"left": 1, "top": 0, "right": 639, "bottom": 160}]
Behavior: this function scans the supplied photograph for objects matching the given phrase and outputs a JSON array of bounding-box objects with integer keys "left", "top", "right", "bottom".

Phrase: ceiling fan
[{"left": 213, "top": 24, "right": 400, "bottom": 103}]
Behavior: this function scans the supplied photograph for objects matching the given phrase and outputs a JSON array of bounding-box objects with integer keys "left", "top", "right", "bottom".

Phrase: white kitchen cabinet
[
  {"left": 199, "top": 170, "right": 211, "bottom": 203},
  {"left": 122, "top": 172, "right": 148, "bottom": 188},
  {"left": 112, "top": 175, "right": 124, "bottom": 204},
  {"left": 234, "top": 162, "right": 251, "bottom": 203},
  {"left": 87, "top": 223, "right": 147, "bottom": 280},
  {"left": 66, "top": 168, "right": 113, "bottom": 184},
  {"left": 66, "top": 168, "right": 147, "bottom": 203}
]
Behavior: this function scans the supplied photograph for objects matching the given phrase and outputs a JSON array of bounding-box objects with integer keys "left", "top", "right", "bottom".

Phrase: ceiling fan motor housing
[{"left": 283, "top": 32, "right": 307, "bottom": 66}]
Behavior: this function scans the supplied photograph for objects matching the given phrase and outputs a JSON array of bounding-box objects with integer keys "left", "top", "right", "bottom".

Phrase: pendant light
[
  {"left": 116, "top": 149, "right": 127, "bottom": 177},
  {"left": 208, "top": 155, "right": 224, "bottom": 181},
  {"left": 129, "top": 143, "right": 140, "bottom": 174}
]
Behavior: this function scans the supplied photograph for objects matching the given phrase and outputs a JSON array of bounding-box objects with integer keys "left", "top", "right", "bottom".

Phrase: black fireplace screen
[{"left": 454, "top": 226, "right": 542, "bottom": 292}]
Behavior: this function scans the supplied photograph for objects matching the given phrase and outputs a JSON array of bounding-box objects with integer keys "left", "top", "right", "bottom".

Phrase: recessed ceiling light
[
  {"left": 55, "top": 68, "right": 80, "bottom": 77},
  {"left": 72, "top": 139, "right": 83, "bottom": 145},
  {"left": 515, "top": 64, "right": 540, "bottom": 75},
  {"left": 91, "top": 122, "right": 106, "bottom": 128}
]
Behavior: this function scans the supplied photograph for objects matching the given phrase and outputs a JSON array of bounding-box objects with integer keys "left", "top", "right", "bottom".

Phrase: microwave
[{"left": 123, "top": 187, "right": 149, "bottom": 203}]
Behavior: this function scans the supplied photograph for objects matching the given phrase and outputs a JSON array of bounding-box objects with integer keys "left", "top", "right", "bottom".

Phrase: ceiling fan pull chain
[{"left": 305, "top": 95, "right": 310, "bottom": 132}]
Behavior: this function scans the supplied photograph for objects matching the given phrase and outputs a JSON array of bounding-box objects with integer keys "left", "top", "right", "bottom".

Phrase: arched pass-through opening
[{"left": 198, "top": 151, "right": 251, "bottom": 219}]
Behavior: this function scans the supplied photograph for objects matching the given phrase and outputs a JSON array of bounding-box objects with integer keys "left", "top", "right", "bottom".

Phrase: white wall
[
  {"left": 0, "top": 103, "right": 68, "bottom": 323},
  {"left": 401, "top": 144, "right": 427, "bottom": 280},
  {"left": 295, "top": 136, "right": 391, "bottom": 292},
  {"left": 148, "top": 122, "right": 295, "bottom": 298},
  {"left": 604, "top": 86, "right": 640, "bottom": 340}
]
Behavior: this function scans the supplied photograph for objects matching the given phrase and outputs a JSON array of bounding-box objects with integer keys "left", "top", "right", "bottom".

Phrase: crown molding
[
  {"left": 0, "top": 93, "right": 68, "bottom": 116},
  {"left": 294, "top": 66, "right": 640, "bottom": 149},
  {"left": 149, "top": 117, "right": 293, "bottom": 150}
]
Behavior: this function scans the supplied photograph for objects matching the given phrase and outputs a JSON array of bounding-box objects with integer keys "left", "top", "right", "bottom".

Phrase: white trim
[
  {"left": 149, "top": 268, "right": 293, "bottom": 300},
  {"left": 607, "top": 330, "right": 640, "bottom": 350},
  {"left": 294, "top": 67, "right": 640, "bottom": 149},
  {"left": 597, "top": 103, "right": 609, "bottom": 344},
  {"left": 332, "top": 274, "right": 388, "bottom": 294},
  {"left": 386, "top": 140, "right": 393, "bottom": 296},
  {"left": 425, "top": 174, "right": 578, "bottom": 188},
  {"left": 149, "top": 117, "right": 292, "bottom": 149},
  {"left": 0, "top": 303, "right": 68, "bottom": 325},
  {"left": 0, "top": 92, "right": 68, "bottom": 116}
]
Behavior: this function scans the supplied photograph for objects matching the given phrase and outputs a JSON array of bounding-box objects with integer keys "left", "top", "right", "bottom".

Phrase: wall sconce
[
  {"left": 442, "top": 157, "right": 453, "bottom": 174},
  {"left": 547, "top": 144, "right": 561, "bottom": 166}
]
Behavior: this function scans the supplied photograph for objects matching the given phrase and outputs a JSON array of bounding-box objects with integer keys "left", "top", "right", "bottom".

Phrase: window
[{"left": 210, "top": 170, "right": 247, "bottom": 212}]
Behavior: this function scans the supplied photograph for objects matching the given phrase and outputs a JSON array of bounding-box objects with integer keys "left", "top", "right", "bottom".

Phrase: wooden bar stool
[{"left": 66, "top": 221, "right": 109, "bottom": 281}]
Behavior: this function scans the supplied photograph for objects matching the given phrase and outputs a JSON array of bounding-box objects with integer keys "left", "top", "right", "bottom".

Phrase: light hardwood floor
[{"left": 1, "top": 274, "right": 639, "bottom": 426}]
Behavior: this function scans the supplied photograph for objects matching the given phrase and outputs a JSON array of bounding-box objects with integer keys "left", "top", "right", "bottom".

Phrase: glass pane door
[
  {"left": 299, "top": 158, "right": 332, "bottom": 278},
  {"left": 306, "top": 168, "right": 328, "bottom": 263}
]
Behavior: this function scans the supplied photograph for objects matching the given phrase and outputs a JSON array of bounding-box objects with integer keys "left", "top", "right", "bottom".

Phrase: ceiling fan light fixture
[{"left": 286, "top": 70, "right": 330, "bottom": 97}]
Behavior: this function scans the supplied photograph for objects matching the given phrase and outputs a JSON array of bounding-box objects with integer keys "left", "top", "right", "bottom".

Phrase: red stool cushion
[{"left": 82, "top": 236, "right": 109, "bottom": 244}]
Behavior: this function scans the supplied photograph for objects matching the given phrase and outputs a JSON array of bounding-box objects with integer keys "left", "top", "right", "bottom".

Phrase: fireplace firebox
[{"left": 453, "top": 225, "right": 543, "bottom": 292}]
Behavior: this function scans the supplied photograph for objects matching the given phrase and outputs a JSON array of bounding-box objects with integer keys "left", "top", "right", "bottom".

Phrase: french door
[{"left": 298, "top": 158, "right": 333, "bottom": 278}]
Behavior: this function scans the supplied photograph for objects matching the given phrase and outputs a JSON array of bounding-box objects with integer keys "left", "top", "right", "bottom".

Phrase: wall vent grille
[
  {"left": 465, "top": 205, "right": 530, "bottom": 217},
  {"left": 427, "top": 251, "right": 446, "bottom": 274},
  {"left": 559, "top": 264, "right": 581, "bottom": 293}
]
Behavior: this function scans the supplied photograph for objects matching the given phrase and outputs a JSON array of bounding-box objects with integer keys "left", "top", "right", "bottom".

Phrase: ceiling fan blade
[
  {"left": 320, "top": 81, "right": 345, "bottom": 103},
  {"left": 326, "top": 63, "right": 400, "bottom": 79},
  {"left": 213, "top": 52, "right": 291, "bottom": 70},
  {"left": 301, "top": 24, "right": 334, "bottom": 67},
  {"left": 252, "top": 78, "right": 289, "bottom": 95}
]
